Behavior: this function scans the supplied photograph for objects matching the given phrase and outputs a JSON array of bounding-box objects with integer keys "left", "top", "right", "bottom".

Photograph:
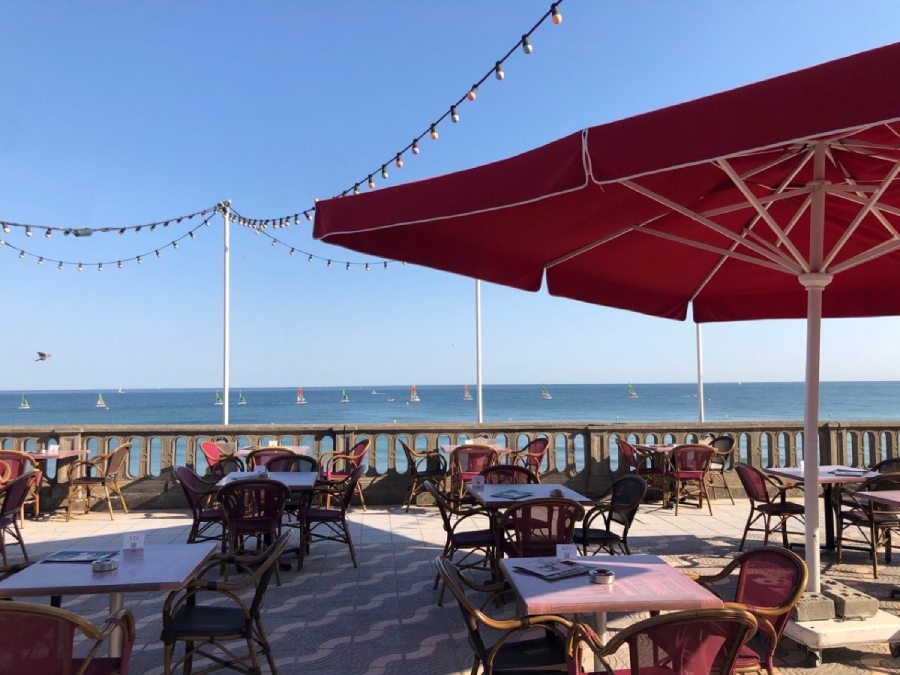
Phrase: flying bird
[{"left": 35, "top": 352, "right": 51, "bottom": 362}]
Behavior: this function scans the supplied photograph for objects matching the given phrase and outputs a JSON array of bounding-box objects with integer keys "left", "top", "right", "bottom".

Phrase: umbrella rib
[
  {"left": 717, "top": 159, "right": 809, "bottom": 270},
  {"left": 620, "top": 179, "right": 803, "bottom": 273},
  {"left": 637, "top": 229, "right": 794, "bottom": 274},
  {"left": 829, "top": 238, "right": 900, "bottom": 275},
  {"left": 699, "top": 186, "right": 810, "bottom": 219},
  {"left": 822, "top": 157, "right": 900, "bottom": 268}
]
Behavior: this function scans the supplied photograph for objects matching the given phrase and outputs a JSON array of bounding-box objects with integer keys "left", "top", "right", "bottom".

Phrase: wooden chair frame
[{"left": 66, "top": 443, "right": 131, "bottom": 521}]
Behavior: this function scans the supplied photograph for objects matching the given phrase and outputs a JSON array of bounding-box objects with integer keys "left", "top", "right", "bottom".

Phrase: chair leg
[
  {"left": 702, "top": 481, "right": 713, "bottom": 516},
  {"left": 103, "top": 483, "right": 115, "bottom": 520},
  {"left": 356, "top": 482, "right": 367, "bottom": 512},
  {"left": 872, "top": 522, "right": 879, "bottom": 579},
  {"left": 404, "top": 477, "right": 418, "bottom": 512},
  {"left": 738, "top": 508, "right": 755, "bottom": 551},
  {"left": 344, "top": 517, "right": 358, "bottom": 568},
  {"left": 256, "top": 616, "right": 279, "bottom": 675},
  {"left": 674, "top": 480, "right": 680, "bottom": 516},
  {"left": 112, "top": 480, "right": 129, "bottom": 513},
  {"left": 722, "top": 474, "right": 736, "bottom": 505}
]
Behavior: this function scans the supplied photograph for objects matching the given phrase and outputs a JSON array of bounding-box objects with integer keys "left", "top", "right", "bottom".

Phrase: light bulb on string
[
  {"left": 135, "top": 226, "right": 142, "bottom": 233},
  {"left": 495, "top": 62, "right": 505, "bottom": 80},
  {"left": 78, "top": 263, "right": 84, "bottom": 271},
  {"left": 44, "top": 229, "right": 52, "bottom": 239},
  {"left": 305, "top": 212, "right": 313, "bottom": 222},
  {"left": 25, "top": 226, "right": 32, "bottom": 237},
  {"left": 255, "top": 228, "right": 261, "bottom": 235},
  {"left": 326, "top": 259, "right": 332, "bottom": 267},
  {"left": 368, "top": 175, "right": 375, "bottom": 190},
  {"left": 98, "top": 263, "right": 103, "bottom": 272},
  {"left": 383, "top": 261, "right": 388, "bottom": 269},
  {"left": 0, "top": 223, "right": 7, "bottom": 233},
  {"left": 58, "top": 262, "right": 63, "bottom": 270},
  {"left": 551, "top": 3, "right": 562, "bottom": 24},
  {"left": 289, "top": 248, "right": 295, "bottom": 255},
  {"left": 522, "top": 35, "right": 533, "bottom": 54},
  {"left": 467, "top": 85, "right": 478, "bottom": 101},
  {"left": 18, "top": 250, "right": 24, "bottom": 259},
  {"left": 412, "top": 139, "right": 420, "bottom": 155},
  {"left": 430, "top": 124, "right": 439, "bottom": 140},
  {"left": 294, "top": 215, "right": 300, "bottom": 225},
  {"left": 381, "top": 165, "right": 389, "bottom": 180},
  {"left": 137, "top": 256, "right": 142, "bottom": 265},
  {"left": 37, "top": 257, "right": 43, "bottom": 265},
  {"left": 172, "top": 241, "right": 179, "bottom": 250},
  {"left": 308, "top": 254, "right": 313, "bottom": 262},
  {"left": 189, "top": 231, "right": 195, "bottom": 239},
  {"left": 155, "top": 250, "right": 160, "bottom": 258},
  {"left": 271, "top": 239, "right": 277, "bottom": 246},
  {"left": 345, "top": 262, "right": 350, "bottom": 271},
  {"left": 365, "top": 263, "right": 370, "bottom": 271},
  {"left": 353, "top": 184, "right": 360, "bottom": 195},
  {"left": 117, "top": 261, "right": 123, "bottom": 269},
  {"left": 395, "top": 154, "right": 404, "bottom": 169},
  {"left": 150, "top": 224, "right": 157, "bottom": 231},
  {"left": 450, "top": 106, "right": 460, "bottom": 123},
  {"left": 118, "top": 228, "right": 126, "bottom": 235}
]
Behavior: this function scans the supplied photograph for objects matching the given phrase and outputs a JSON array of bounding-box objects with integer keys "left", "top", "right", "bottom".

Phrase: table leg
[
  {"left": 591, "top": 611, "right": 608, "bottom": 672},
  {"left": 108, "top": 591, "right": 123, "bottom": 657},
  {"left": 823, "top": 484, "right": 835, "bottom": 550}
]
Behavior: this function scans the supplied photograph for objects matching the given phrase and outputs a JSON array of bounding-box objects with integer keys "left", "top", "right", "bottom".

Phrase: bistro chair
[
  {"left": 0, "top": 472, "right": 39, "bottom": 567},
  {"left": 422, "top": 480, "right": 494, "bottom": 603},
  {"left": 618, "top": 439, "right": 669, "bottom": 507},
  {"left": 480, "top": 465, "right": 540, "bottom": 485},
  {"left": 301, "top": 463, "right": 365, "bottom": 568},
  {"left": 497, "top": 498, "right": 584, "bottom": 559},
  {"left": 319, "top": 438, "right": 371, "bottom": 511},
  {"left": 174, "top": 466, "right": 223, "bottom": 544},
  {"left": 246, "top": 447, "right": 295, "bottom": 470},
  {"left": 0, "top": 602, "right": 135, "bottom": 675},
  {"left": 266, "top": 455, "right": 319, "bottom": 534},
  {"left": 400, "top": 439, "right": 448, "bottom": 511},
  {"left": 161, "top": 534, "right": 288, "bottom": 675},
  {"left": 689, "top": 546, "right": 807, "bottom": 675},
  {"left": 199, "top": 440, "right": 230, "bottom": 472},
  {"left": 66, "top": 443, "right": 131, "bottom": 521},
  {"left": 0, "top": 450, "right": 42, "bottom": 522},
  {"left": 436, "top": 556, "right": 572, "bottom": 675},
  {"left": 510, "top": 437, "right": 550, "bottom": 477},
  {"left": 833, "top": 472, "right": 900, "bottom": 578},
  {"left": 670, "top": 444, "right": 715, "bottom": 516},
  {"left": 207, "top": 455, "right": 245, "bottom": 480},
  {"left": 575, "top": 474, "right": 647, "bottom": 555},
  {"left": 873, "top": 457, "right": 900, "bottom": 472},
  {"left": 706, "top": 434, "right": 737, "bottom": 504},
  {"left": 449, "top": 444, "right": 499, "bottom": 499},
  {"left": 734, "top": 463, "right": 805, "bottom": 551},
  {"left": 266, "top": 454, "right": 319, "bottom": 473},
  {"left": 565, "top": 608, "right": 758, "bottom": 675}
]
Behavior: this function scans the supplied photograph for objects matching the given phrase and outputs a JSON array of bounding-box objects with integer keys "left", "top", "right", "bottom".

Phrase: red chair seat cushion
[
  {"left": 75, "top": 657, "right": 131, "bottom": 675},
  {"left": 734, "top": 643, "right": 763, "bottom": 670},
  {"left": 671, "top": 470, "right": 705, "bottom": 480}
]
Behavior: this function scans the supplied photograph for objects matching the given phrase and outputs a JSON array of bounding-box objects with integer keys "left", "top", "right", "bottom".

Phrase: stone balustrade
[{"left": 1, "top": 420, "right": 898, "bottom": 509}]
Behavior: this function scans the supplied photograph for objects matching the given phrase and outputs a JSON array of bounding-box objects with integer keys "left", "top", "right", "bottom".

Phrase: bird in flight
[{"left": 35, "top": 352, "right": 51, "bottom": 362}]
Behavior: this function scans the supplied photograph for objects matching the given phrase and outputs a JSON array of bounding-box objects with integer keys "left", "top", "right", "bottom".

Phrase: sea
[{"left": 2, "top": 381, "right": 900, "bottom": 427}]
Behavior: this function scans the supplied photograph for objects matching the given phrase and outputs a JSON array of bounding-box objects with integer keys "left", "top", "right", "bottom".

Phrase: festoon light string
[{"left": 0, "top": 2, "right": 564, "bottom": 272}]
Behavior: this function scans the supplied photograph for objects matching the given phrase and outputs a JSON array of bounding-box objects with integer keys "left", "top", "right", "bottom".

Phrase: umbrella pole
[
  {"left": 475, "top": 279, "right": 484, "bottom": 424},
  {"left": 222, "top": 203, "right": 231, "bottom": 426},
  {"left": 696, "top": 323, "right": 705, "bottom": 423}
]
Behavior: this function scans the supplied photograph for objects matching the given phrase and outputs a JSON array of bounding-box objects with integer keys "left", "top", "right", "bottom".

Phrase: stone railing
[{"left": 1, "top": 420, "right": 898, "bottom": 509}]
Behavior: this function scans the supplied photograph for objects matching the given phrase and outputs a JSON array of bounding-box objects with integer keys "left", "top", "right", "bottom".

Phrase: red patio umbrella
[{"left": 315, "top": 42, "right": 900, "bottom": 592}]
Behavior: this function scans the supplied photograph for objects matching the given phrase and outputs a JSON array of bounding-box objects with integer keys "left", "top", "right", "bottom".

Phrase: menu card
[
  {"left": 512, "top": 559, "right": 591, "bottom": 580},
  {"left": 43, "top": 550, "right": 119, "bottom": 564},
  {"left": 492, "top": 488, "right": 533, "bottom": 500}
]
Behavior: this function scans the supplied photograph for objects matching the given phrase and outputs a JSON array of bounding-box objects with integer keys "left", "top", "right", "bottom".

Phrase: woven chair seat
[
  {"left": 491, "top": 631, "right": 566, "bottom": 673},
  {"left": 304, "top": 507, "right": 343, "bottom": 523},
  {"left": 167, "top": 605, "right": 247, "bottom": 638},
  {"left": 197, "top": 508, "right": 222, "bottom": 522},
  {"left": 573, "top": 529, "right": 621, "bottom": 546},
  {"left": 757, "top": 502, "right": 805, "bottom": 516}
]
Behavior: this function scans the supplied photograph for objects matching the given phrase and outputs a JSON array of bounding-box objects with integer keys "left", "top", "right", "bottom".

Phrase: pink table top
[
  {"left": 469, "top": 483, "right": 594, "bottom": 508},
  {"left": 634, "top": 443, "right": 678, "bottom": 454},
  {"left": 767, "top": 465, "right": 877, "bottom": 484},
  {"left": 235, "top": 445, "right": 310, "bottom": 458},
  {"left": 856, "top": 490, "right": 900, "bottom": 507},
  {"left": 500, "top": 554, "right": 723, "bottom": 615},
  {"left": 0, "top": 543, "right": 217, "bottom": 597},
  {"left": 216, "top": 471, "right": 318, "bottom": 489}
]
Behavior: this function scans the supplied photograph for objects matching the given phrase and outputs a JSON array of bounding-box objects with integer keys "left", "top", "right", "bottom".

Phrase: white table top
[
  {"left": 856, "top": 490, "right": 900, "bottom": 507},
  {"left": 469, "top": 483, "right": 594, "bottom": 508},
  {"left": 500, "top": 554, "right": 723, "bottom": 615},
  {"left": 215, "top": 471, "right": 318, "bottom": 489},
  {"left": 767, "top": 465, "right": 878, "bottom": 485},
  {"left": 0, "top": 543, "right": 217, "bottom": 597},
  {"left": 634, "top": 443, "right": 677, "bottom": 453}
]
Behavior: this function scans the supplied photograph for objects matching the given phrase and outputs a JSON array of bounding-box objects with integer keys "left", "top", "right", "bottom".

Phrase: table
[
  {"left": 854, "top": 489, "right": 900, "bottom": 599},
  {"left": 27, "top": 449, "right": 88, "bottom": 519},
  {"left": 468, "top": 483, "right": 594, "bottom": 509},
  {"left": 0, "top": 543, "right": 217, "bottom": 656},
  {"left": 215, "top": 471, "right": 318, "bottom": 490},
  {"left": 767, "top": 465, "right": 878, "bottom": 550},
  {"left": 234, "top": 445, "right": 310, "bottom": 459},
  {"left": 500, "top": 554, "right": 723, "bottom": 665}
]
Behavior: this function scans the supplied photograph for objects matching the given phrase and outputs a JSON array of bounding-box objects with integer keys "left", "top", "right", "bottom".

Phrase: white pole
[
  {"left": 222, "top": 202, "right": 231, "bottom": 425},
  {"left": 802, "top": 143, "right": 832, "bottom": 594},
  {"left": 696, "top": 323, "right": 705, "bottom": 423},
  {"left": 475, "top": 279, "right": 484, "bottom": 424}
]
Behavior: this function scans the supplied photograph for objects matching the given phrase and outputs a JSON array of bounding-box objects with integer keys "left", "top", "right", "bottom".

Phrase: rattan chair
[
  {"left": 265, "top": 454, "right": 319, "bottom": 473},
  {"left": 319, "top": 438, "right": 371, "bottom": 510},
  {"left": 199, "top": 440, "right": 230, "bottom": 472},
  {"left": 174, "top": 466, "right": 223, "bottom": 544},
  {"left": 0, "top": 472, "right": 39, "bottom": 566},
  {"left": 480, "top": 465, "right": 540, "bottom": 485},
  {"left": 510, "top": 437, "right": 550, "bottom": 477},
  {"left": 833, "top": 472, "right": 900, "bottom": 578},
  {"left": 66, "top": 443, "right": 131, "bottom": 521},
  {"left": 497, "top": 498, "right": 584, "bottom": 559},
  {"left": 689, "top": 546, "right": 807, "bottom": 675},
  {"left": 619, "top": 439, "right": 669, "bottom": 506},
  {"left": 706, "top": 434, "right": 737, "bottom": 504},
  {"left": 670, "top": 444, "right": 715, "bottom": 515},
  {"left": 566, "top": 608, "right": 757, "bottom": 675},
  {"left": 161, "top": 535, "right": 288, "bottom": 675},
  {"left": 0, "top": 450, "right": 42, "bottom": 522},
  {"left": 734, "top": 463, "right": 805, "bottom": 551},
  {"left": 301, "top": 463, "right": 365, "bottom": 568},
  {"left": 575, "top": 474, "right": 647, "bottom": 555},
  {"left": 436, "top": 556, "right": 572, "bottom": 675},
  {"left": 873, "top": 457, "right": 900, "bottom": 473},
  {"left": 0, "top": 602, "right": 135, "bottom": 675},
  {"left": 449, "top": 444, "right": 499, "bottom": 499},
  {"left": 245, "top": 447, "right": 296, "bottom": 470},
  {"left": 400, "top": 440, "right": 448, "bottom": 511}
]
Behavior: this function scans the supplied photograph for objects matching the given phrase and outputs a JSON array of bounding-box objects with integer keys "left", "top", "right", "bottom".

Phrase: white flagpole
[
  {"left": 475, "top": 279, "right": 484, "bottom": 424},
  {"left": 222, "top": 202, "right": 231, "bottom": 425},
  {"left": 696, "top": 323, "right": 705, "bottom": 422}
]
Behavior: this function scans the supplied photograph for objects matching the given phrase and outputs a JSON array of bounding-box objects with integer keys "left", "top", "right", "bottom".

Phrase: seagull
[{"left": 35, "top": 352, "right": 51, "bottom": 362}]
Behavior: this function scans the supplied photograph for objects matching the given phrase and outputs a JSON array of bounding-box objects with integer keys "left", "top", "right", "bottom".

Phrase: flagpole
[
  {"left": 696, "top": 323, "right": 705, "bottom": 422},
  {"left": 222, "top": 202, "right": 231, "bottom": 425},
  {"left": 475, "top": 279, "right": 484, "bottom": 424}
]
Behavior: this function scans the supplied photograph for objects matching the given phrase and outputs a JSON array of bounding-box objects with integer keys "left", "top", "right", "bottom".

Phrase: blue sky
[{"left": 1, "top": 2, "right": 899, "bottom": 391}]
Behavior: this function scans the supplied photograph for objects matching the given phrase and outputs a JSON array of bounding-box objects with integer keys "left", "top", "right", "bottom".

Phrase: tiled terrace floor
[{"left": 5, "top": 498, "right": 900, "bottom": 674}]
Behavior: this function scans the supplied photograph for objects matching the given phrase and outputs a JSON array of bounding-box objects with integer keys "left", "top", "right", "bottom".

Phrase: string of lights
[
  {"left": 230, "top": 1, "right": 564, "bottom": 227},
  {"left": 0, "top": 203, "right": 220, "bottom": 239},
  {"left": 0, "top": 210, "right": 219, "bottom": 271}
]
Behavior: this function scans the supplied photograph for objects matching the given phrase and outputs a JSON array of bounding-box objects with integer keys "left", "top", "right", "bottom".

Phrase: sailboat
[
  {"left": 18, "top": 394, "right": 30, "bottom": 410},
  {"left": 627, "top": 384, "right": 639, "bottom": 399},
  {"left": 463, "top": 385, "right": 473, "bottom": 401},
  {"left": 117, "top": 386, "right": 124, "bottom": 394},
  {"left": 541, "top": 385, "right": 552, "bottom": 400},
  {"left": 214, "top": 392, "right": 224, "bottom": 406},
  {"left": 340, "top": 389, "right": 350, "bottom": 403},
  {"left": 96, "top": 393, "right": 107, "bottom": 408},
  {"left": 238, "top": 392, "right": 247, "bottom": 405},
  {"left": 409, "top": 385, "right": 421, "bottom": 403},
  {"left": 296, "top": 388, "right": 307, "bottom": 405}
]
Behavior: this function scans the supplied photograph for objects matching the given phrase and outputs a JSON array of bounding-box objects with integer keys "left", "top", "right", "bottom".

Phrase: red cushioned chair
[
  {"left": 301, "top": 463, "right": 365, "bottom": 568},
  {"left": 575, "top": 474, "right": 647, "bottom": 555},
  {"left": 449, "top": 444, "right": 499, "bottom": 499},
  {"left": 734, "top": 463, "right": 805, "bottom": 551},
  {"left": 498, "top": 498, "right": 584, "bottom": 559},
  {"left": 670, "top": 444, "right": 715, "bottom": 515},
  {"left": 174, "top": 466, "right": 223, "bottom": 544},
  {"left": 480, "top": 464, "right": 540, "bottom": 485},
  {"left": 0, "top": 450, "right": 42, "bottom": 522},
  {"left": 319, "top": 438, "right": 371, "bottom": 511},
  {"left": 511, "top": 437, "right": 550, "bottom": 477},
  {"left": 0, "top": 472, "right": 39, "bottom": 566},
  {"left": 400, "top": 440, "right": 448, "bottom": 511}
]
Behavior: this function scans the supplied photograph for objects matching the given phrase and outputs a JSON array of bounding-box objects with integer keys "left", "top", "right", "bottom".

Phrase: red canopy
[{"left": 315, "top": 41, "right": 900, "bottom": 323}]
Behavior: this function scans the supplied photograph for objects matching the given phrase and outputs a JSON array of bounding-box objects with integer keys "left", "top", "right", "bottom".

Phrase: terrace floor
[{"left": 5, "top": 497, "right": 900, "bottom": 674}]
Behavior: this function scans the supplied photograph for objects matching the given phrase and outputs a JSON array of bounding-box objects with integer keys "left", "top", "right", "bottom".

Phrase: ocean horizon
[{"left": 2, "top": 381, "right": 900, "bottom": 427}]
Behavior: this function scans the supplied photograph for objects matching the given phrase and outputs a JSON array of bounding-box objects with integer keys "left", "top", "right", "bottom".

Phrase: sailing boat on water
[
  {"left": 463, "top": 385, "right": 473, "bottom": 401},
  {"left": 541, "top": 385, "right": 552, "bottom": 400},
  {"left": 296, "top": 388, "right": 307, "bottom": 405},
  {"left": 214, "top": 392, "right": 224, "bottom": 406},
  {"left": 409, "top": 385, "right": 421, "bottom": 403},
  {"left": 238, "top": 392, "right": 247, "bottom": 405},
  {"left": 19, "top": 394, "right": 30, "bottom": 410},
  {"left": 340, "top": 389, "right": 350, "bottom": 403},
  {"left": 627, "top": 384, "right": 639, "bottom": 399},
  {"left": 96, "top": 393, "right": 107, "bottom": 408}
]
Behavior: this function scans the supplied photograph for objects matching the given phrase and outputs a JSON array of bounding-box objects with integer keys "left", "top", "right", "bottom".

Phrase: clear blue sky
[{"left": 1, "top": 2, "right": 899, "bottom": 391}]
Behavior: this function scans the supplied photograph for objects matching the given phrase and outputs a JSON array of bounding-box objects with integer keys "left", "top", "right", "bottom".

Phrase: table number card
[
  {"left": 556, "top": 544, "right": 578, "bottom": 559},
  {"left": 470, "top": 475, "right": 485, "bottom": 491},
  {"left": 123, "top": 533, "right": 145, "bottom": 550}
]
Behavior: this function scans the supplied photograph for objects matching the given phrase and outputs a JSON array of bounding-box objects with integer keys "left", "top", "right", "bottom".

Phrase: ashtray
[
  {"left": 550, "top": 488, "right": 564, "bottom": 497},
  {"left": 589, "top": 569, "right": 615, "bottom": 585},
  {"left": 92, "top": 559, "right": 118, "bottom": 573}
]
